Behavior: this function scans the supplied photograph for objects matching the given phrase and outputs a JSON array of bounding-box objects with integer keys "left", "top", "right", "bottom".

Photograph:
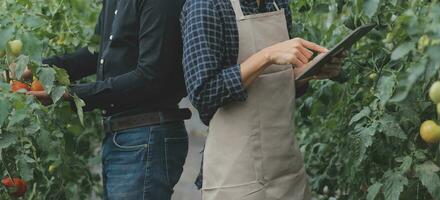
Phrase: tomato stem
[{"left": 0, "top": 150, "right": 13, "bottom": 184}]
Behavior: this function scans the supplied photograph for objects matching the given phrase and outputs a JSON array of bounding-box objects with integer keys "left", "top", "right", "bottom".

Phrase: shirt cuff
[{"left": 223, "top": 64, "right": 247, "bottom": 102}]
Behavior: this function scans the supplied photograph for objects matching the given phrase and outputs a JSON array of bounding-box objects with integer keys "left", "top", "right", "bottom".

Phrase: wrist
[{"left": 260, "top": 47, "right": 274, "bottom": 66}]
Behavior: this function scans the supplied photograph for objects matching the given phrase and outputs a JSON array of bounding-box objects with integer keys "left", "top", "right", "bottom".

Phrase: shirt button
[
  {"left": 100, "top": 59, "right": 104, "bottom": 64},
  {"left": 102, "top": 110, "right": 107, "bottom": 115},
  {"left": 109, "top": 35, "right": 113, "bottom": 40},
  {"left": 114, "top": 10, "right": 118, "bottom": 15}
]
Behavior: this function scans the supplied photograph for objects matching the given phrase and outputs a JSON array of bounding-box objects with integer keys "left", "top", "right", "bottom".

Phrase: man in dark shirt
[{"left": 30, "top": 0, "right": 189, "bottom": 199}]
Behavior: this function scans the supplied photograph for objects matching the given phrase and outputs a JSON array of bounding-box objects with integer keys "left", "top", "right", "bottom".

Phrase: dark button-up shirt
[
  {"left": 43, "top": 0, "right": 186, "bottom": 115},
  {"left": 182, "top": 0, "right": 306, "bottom": 125}
]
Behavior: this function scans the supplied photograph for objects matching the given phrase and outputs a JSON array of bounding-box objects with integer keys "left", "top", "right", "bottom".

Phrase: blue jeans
[{"left": 101, "top": 121, "right": 188, "bottom": 200}]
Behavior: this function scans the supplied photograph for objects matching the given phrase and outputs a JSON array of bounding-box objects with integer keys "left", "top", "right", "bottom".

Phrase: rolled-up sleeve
[{"left": 181, "top": 0, "right": 247, "bottom": 125}]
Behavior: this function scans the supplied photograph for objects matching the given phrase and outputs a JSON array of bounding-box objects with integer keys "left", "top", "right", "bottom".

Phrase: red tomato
[
  {"left": 11, "top": 81, "right": 30, "bottom": 92},
  {"left": 31, "top": 79, "right": 44, "bottom": 91},
  {"left": 1, "top": 177, "right": 27, "bottom": 197}
]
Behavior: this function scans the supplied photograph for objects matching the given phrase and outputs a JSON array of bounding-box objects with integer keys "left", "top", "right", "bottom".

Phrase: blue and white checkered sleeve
[{"left": 181, "top": 0, "right": 247, "bottom": 124}]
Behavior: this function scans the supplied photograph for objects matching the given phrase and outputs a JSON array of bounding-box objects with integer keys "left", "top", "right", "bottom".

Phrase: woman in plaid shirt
[{"left": 181, "top": 0, "right": 344, "bottom": 199}]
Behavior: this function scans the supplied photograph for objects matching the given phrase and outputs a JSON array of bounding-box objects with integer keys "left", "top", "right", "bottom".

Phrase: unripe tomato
[
  {"left": 418, "top": 35, "right": 430, "bottom": 51},
  {"left": 385, "top": 33, "right": 393, "bottom": 43},
  {"left": 369, "top": 73, "right": 378, "bottom": 80},
  {"left": 8, "top": 40, "right": 23, "bottom": 56},
  {"left": 437, "top": 104, "right": 440, "bottom": 117},
  {"left": 420, "top": 120, "right": 440, "bottom": 143},
  {"left": 1, "top": 177, "right": 27, "bottom": 198},
  {"left": 56, "top": 35, "right": 66, "bottom": 45},
  {"left": 429, "top": 81, "right": 440, "bottom": 104},
  {"left": 11, "top": 81, "right": 30, "bottom": 92},
  {"left": 31, "top": 79, "right": 44, "bottom": 91},
  {"left": 48, "top": 164, "right": 56, "bottom": 173}
]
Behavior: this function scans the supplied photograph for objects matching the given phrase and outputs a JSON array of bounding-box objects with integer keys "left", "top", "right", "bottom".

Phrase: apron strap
[
  {"left": 230, "top": 0, "right": 245, "bottom": 20},
  {"left": 230, "top": 0, "right": 281, "bottom": 20},
  {"left": 273, "top": 1, "right": 280, "bottom": 11}
]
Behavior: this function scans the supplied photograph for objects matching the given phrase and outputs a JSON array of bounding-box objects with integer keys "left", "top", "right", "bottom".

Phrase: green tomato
[
  {"left": 418, "top": 35, "right": 430, "bottom": 51},
  {"left": 8, "top": 40, "right": 23, "bottom": 56},
  {"left": 437, "top": 104, "right": 440, "bottom": 117},
  {"left": 48, "top": 164, "right": 56, "bottom": 173},
  {"left": 369, "top": 73, "right": 378, "bottom": 80},
  {"left": 385, "top": 33, "right": 394, "bottom": 43},
  {"left": 429, "top": 81, "right": 440, "bottom": 104}
]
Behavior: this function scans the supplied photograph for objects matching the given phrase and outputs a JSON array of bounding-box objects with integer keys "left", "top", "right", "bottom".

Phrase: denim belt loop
[
  {"left": 105, "top": 116, "right": 113, "bottom": 133},
  {"left": 159, "top": 112, "right": 165, "bottom": 124}
]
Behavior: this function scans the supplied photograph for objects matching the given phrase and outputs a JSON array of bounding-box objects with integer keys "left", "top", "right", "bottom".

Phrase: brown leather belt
[{"left": 102, "top": 108, "right": 192, "bottom": 133}]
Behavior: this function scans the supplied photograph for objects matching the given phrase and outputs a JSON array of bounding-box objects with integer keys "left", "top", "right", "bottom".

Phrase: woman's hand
[
  {"left": 240, "top": 38, "right": 328, "bottom": 88},
  {"left": 263, "top": 38, "right": 328, "bottom": 68}
]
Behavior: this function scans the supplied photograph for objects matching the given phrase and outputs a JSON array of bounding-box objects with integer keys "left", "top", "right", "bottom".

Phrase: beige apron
[{"left": 202, "top": 0, "right": 311, "bottom": 199}]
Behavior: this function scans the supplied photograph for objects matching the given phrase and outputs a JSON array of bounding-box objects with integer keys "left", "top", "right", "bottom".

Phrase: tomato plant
[
  {"left": 292, "top": 0, "right": 440, "bottom": 199},
  {"left": 0, "top": 0, "right": 102, "bottom": 199}
]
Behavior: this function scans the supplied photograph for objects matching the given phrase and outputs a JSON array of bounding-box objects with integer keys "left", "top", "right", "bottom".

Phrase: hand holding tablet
[{"left": 295, "top": 24, "right": 376, "bottom": 80}]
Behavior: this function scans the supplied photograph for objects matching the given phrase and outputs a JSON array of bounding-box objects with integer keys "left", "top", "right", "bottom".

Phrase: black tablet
[{"left": 295, "top": 23, "right": 376, "bottom": 80}]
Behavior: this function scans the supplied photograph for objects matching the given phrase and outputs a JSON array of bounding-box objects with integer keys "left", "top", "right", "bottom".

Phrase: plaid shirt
[{"left": 181, "top": 0, "right": 292, "bottom": 125}]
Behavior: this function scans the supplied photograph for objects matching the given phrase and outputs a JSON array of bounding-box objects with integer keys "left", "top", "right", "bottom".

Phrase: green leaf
[
  {"left": 358, "top": 125, "right": 377, "bottom": 148},
  {"left": 0, "top": 133, "right": 18, "bottom": 149},
  {"left": 37, "top": 67, "right": 56, "bottom": 93},
  {"left": 16, "top": 154, "right": 36, "bottom": 163},
  {"left": 15, "top": 55, "right": 30, "bottom": 80},
  {"left": 363, "top": 0, "right": 380, "bottom": 18},
  {"left": 376, "top": 76, "right": 395, "bottom": 107},
  {"left": 391, "top": 42, "right": 415, "bottom": 60},
  {"left": 367, "top": 182, "right": 383, "bottom": 200},
  {"left": 51, "top": 86, "right": 66, "bottom": 103},
  {"left": 379, "top": 114, "right": 407, "bottom": 139},
  {"left": 415, "top": 162, "right": 440, "bottom": 199},
  {"left": 16, "top": 155, "right": 34, "bottom": 181},
  {"left": 73, "top": 95, "right": 85, "bottom": 126},
  {"left": 314, "top": 3, "right": 330, "bottom": 13},
  {"left": 0, "top": 26, "right": 15, "bottom": 49},
  {"left": 382, "top": 171, "right": 408, "bottom": 200},
  {"left": 390, "top": 59, "right": 427, "bottom": 102},
  {"left": 7, "top": 109, "right": 27, "bottom": 128},
  {"left": 399, "top": 156, "right": 412, "bottom": 173},
  {"left": 21, "top": 31, "right": 44, "bottom": 61},
  {"left": 427, "top": 45, "right": 440, "bottom": 63},
  {"left": 350, "top": 107, "right": 371, "bottom": 125},
  {"left": 87, "top": 34, "right": 101, "bottom": 54},
  {"left": 54, "top": 67, "right": 70, "bottom": 85},
  {"left": 0, "top": 98, "right": 11, "bottom": 127}
]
